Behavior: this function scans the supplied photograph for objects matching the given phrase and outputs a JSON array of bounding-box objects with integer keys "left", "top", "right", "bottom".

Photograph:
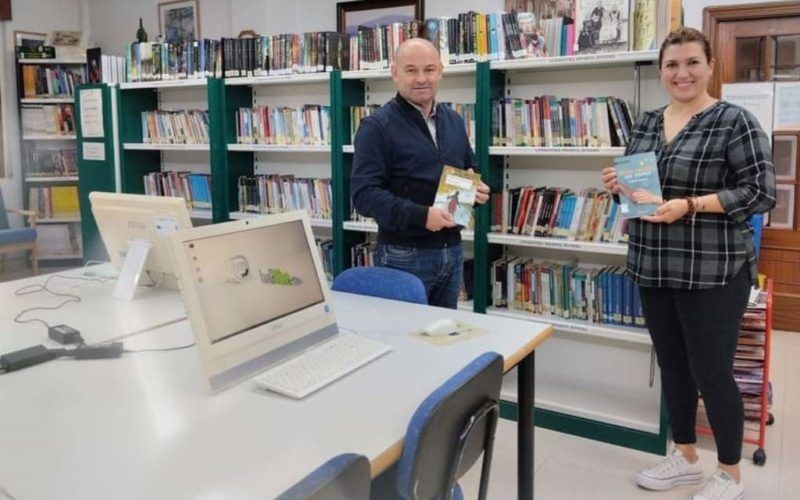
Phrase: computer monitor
[
  {"left": 89, "top": 192, "right": 193, "bottom": 298},
  {"left": 169, "top": 210, "right": 338, "bottom": 392}
]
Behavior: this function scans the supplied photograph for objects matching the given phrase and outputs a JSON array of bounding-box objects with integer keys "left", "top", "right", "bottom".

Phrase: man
[{"left": 350, "top": 38, "right": 489, "bottom": 309}]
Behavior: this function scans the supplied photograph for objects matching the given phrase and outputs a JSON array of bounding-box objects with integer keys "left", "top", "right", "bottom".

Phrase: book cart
[{"left": 696, "top": 280, "right": 774, "bottom": 465}]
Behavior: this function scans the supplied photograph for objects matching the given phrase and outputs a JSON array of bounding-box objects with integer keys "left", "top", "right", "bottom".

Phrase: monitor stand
[{"left": 113, "top": 239, "right": 153, "bottom": 301}]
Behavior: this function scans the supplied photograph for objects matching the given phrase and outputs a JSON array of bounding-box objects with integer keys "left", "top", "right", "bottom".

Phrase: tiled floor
[
  {"left": 3, "top": 258, "right": 797, "bottom": 499},
  {"left": 460, "top": 330, "right": 800, "bottom": 499}
]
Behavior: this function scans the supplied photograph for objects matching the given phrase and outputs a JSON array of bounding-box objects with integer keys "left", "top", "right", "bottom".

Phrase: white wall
[
  {"left": 88, "top": 0, "right": 231, "bottom": 55},
  {"left": 1, "top": 0, "right": 84, "bottom": 226}
]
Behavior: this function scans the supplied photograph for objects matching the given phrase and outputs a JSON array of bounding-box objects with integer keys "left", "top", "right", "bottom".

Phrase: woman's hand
[
  {"left": 630, "top": 189, "right": 663, "bottom": 205},
  {"left": 641, "top": 199, "right": 690, "bottom": 224},
  {"left": 601, "top": 166, "right": 619, "bottom": 194}
]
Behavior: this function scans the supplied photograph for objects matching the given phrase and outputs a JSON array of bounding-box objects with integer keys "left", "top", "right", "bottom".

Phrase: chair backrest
[
  {"left": 0, "top": 187, "right": 9, "bottom": 230},
  {"left": 397, "top": 352, "right": 504, "bottom": 500},
  {"left": 276, "top": 453, "right": 371, "bottom": 500},
  {"left": 331, "top": 266, "right": 427, "bottom": 305}
]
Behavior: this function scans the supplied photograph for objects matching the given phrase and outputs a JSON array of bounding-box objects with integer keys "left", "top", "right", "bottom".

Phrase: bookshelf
[
  {"left": 471, "top": 51, "right": 670, "bottom": 453},
  {"left": 220, "top": 74, "right": 336, "bottom": 272},
  {"left": 16, "top": 56, "right": 86, "bottom": 263},
  {"left": 116, "top": 78, "right": 217, "bottom": 224},
  {"left": 74, "top": 43, "right": 673, "bottom": 455}
]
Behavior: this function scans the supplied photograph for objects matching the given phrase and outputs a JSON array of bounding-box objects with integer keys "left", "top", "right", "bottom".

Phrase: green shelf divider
[{"left": 75, "top": 83, "right": 117, "bottom": 262}]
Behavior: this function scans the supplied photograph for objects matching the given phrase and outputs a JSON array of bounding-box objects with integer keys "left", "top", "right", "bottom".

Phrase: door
[{"left": 705, "top": 3, "right": 800, "bottom": 332}]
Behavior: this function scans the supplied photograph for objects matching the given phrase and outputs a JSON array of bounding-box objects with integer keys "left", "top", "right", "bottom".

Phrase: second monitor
[{"left": 90, "top": 192, "right": 193, "bottom": 299}]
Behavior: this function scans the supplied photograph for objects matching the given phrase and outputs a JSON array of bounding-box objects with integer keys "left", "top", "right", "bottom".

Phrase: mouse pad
[{"left": 410, "top": 321, "right": 486, "bottom": 346}]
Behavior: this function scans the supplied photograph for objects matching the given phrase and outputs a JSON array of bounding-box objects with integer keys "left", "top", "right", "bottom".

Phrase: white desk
[
  {"left": 0, "top": 265, "right": 186, "bottom": 350},
  {"left": 0, "top": 290, "right": 551, "bottom": 499}
]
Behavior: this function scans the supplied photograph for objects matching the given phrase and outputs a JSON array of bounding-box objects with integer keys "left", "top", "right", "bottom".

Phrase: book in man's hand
[
  {"left": 613, "top": 151, "right": 662, "bottom": 219},
  {"left": 433, "top": 165, "right": 482, "bottom": 229}
]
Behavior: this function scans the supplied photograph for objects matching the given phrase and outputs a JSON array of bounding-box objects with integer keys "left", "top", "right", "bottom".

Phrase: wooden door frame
[{"left": 703, "top": 1, "right": 800, "bottom": 95}]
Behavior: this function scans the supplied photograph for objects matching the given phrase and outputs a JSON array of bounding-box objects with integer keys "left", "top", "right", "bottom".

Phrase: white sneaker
[
  {"left": 691, "top": 470, "right": 745, "bottom": 500},
  {"left": 636, "top": 448, "right": 704, "bottom": 491}
]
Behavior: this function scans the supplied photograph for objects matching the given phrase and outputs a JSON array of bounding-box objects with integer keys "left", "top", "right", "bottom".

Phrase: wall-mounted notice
[
  {"left": 83, "top": 142, "right": 106, "bottom": 161},
  {"left": 774, "top": 83, "right": 800, "bottom": 131},
  {"left": 79, "top": 88, "right": 104, "bottom": 138},
  {"left": 721, "top": 82, "right": 775, "bottom": 135}
]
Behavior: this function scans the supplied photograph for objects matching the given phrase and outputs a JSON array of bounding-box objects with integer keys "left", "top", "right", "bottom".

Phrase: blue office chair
[
  {"left": 0, "top": 187, "right": 38, "bottom": 275},
  {"left": 396, "top": 352, "right": 504, "bottom": 500},
  {"left": 331, "top": 266, "right": 427, "bottom": 305},
  {"left": 277, "top": 453, "right": 371, "bottom": 500}
]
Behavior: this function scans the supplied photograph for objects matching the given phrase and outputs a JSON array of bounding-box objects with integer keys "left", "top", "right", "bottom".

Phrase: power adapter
[
  {"left": 48, "top": 324, "right": 83, "bottom": 344},
  {"left": 72, "top": 342, "right": 124, "bottom": 359},
  {"left": 0, "top": 345, "right": 62, "bottom": 372}
]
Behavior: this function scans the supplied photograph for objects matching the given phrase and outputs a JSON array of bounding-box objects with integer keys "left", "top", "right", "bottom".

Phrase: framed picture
[
  {"left": 769, "top": 184, "right": 796, "bottom": 229},
  {"left": 773, "top": 133, "right": 798, "bottom": 182},
  {"left": 158, "top": 0, "right": 199, "bottom": 45},
  {"left": 14, "top": 30, "right": 46, "bottom": 48},
  {"left": 49, "top": 30, "right": 83, "bottom": 46},
  {"left": 337, "top": 0, "right": 423, "bottom": 36}
]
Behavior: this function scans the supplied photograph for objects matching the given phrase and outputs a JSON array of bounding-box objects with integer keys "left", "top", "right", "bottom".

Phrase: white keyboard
[{"left": 253, "top": 333, "right": 392, "bottom": 399}]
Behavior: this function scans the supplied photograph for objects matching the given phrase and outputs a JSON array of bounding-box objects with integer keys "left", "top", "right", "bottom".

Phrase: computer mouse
[{"left": 422, "top": 318, "right": 459, "bottom": 337}]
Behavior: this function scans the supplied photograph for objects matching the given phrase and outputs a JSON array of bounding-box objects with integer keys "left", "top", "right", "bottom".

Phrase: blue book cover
[{"left": 613, "top": 151, "right": 662, "bottom": 219}]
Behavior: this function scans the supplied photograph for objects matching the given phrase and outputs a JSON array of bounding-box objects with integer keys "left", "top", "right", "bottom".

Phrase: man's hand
[
  {"left": 468, "top": 168, "right": 490, "bottom": 205},
  {"left": 426, "top": 207, "right": 457, "bottom": 231},
  {"left": 641, "top": 199, "right": 690, "bottom": 224}
]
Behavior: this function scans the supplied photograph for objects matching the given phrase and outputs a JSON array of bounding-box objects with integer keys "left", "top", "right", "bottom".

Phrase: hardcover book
[
  {"left": 433, "top": 165, "right": 482, "bottom": 229},
  {"left": 613, "top": 151, "right": 662, "bottom": 219}
]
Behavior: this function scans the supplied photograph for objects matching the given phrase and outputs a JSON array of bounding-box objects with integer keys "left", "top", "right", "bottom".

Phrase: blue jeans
[{"left": 373, "top": 243, "right": 463, "bottom": 309}]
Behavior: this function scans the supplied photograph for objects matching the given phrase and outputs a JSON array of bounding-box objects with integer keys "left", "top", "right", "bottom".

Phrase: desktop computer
[
  {"left": 90, "top": 192, "right": 193, "bottom": 299},
  {"left": 169, "top": 210, "right": 390, "bottom": 396}
]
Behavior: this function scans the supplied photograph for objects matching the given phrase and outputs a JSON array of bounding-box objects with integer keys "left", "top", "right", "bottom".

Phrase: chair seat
[{"left": 0, "top": 228, "right": 37, "bottom": 246}]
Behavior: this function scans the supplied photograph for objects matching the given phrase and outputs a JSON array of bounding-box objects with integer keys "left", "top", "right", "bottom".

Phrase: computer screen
[
  {"left": 90, "top": 192, "right": 193, "bottom": 290},
  {"left": 169, "top": 211, "right": 337, "bottom": 392}
]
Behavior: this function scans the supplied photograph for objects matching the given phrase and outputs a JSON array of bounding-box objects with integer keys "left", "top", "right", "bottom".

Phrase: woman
[{"left": 601, "top": 28, "right": 775, "bottom": 500}]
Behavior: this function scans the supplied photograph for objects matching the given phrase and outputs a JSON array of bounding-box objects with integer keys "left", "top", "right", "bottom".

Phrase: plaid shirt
[{"left": 624, "top": 101, "right": 776, "bottom": 289}]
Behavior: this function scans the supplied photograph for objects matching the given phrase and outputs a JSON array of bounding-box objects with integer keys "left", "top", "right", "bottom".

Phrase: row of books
[
  {"left": 126, "top": 40, "right": 223, "bottom": 82},
  {"left": 141, "top": 110, "right": 210, "bottom": 144},
  {"left": 349, "top": 105, "right": 380, "bottom": 143},
  {"left": 235, "top": 105, "right": 331, "bottom": 145},
  {"left": 143, "top": 171, "right": 212, "bottom": 209},
  {"left": 494, "top": 187, "right": 628, "bottom": 243},
  {"left": 21, "top": 104, "right": 75, "bottom": 136},
  {"left": 20, "top": 65, "right": 85, "bottom": 98},
  {"left": 352, "top": 1, "right": 674, "bottom": 71},
  {"left": 492, "top": 257, "right": 646, "bottom": 328},
  {"left": 349, "top": 102, "right": 476, "bottom": 144},
  {"left": 506, "top": 0, "right": 681, "bottom": 54},
  {"left": 86, "top": 48, "right": 127, "bottom": 85},
  {"left": 123, "top": 2, "right": 676, "bottom": 83},
  {"left": 493, "top": 96, "right": 635, "bottom": 148},
  {"left": 28, "top": 186, "right": 80, "bottom": 219},
  {"left": 237, "top": 175, "right": 332, "bottom": 220},
  {"left": 316, "top": 238, "right": 334, "bottom": 282},
  {"left": 351, "top": 241, "right": 377, "bottom": 268},
  {"left": 221, "top": 33, "right": 350, "bottom": 78},
  {"left": 24, "top": 147, "right": 77, "bottom": 177}
]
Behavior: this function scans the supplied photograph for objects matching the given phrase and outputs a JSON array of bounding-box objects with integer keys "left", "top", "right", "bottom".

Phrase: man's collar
[{"left": 395, "top": 93, "right": 437, "bottom": 119}]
